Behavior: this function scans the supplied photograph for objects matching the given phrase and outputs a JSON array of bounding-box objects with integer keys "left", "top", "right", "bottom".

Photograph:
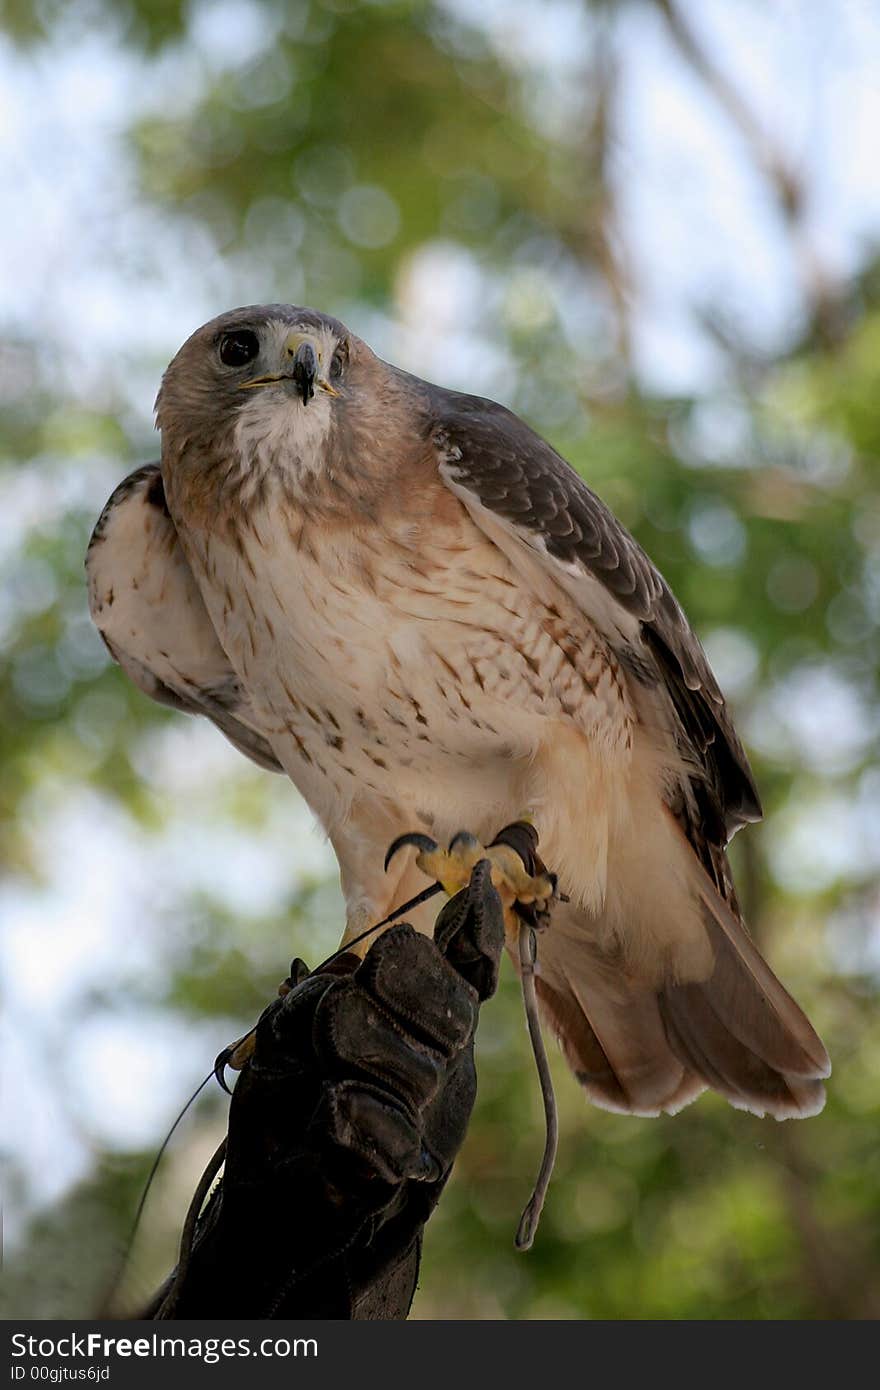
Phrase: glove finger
[
  {"left": 356, "top": 923, "right": 478, "bottom": 1055},
  {"left": 314, "top": 976, "right": 446, "bottom": 1112},
  {"left": 433, "top": 859, "right": 505, "bottom": 1000},
  {"left": 244, "top": 974, "right": 336, "bottom": 1079},
  {"left": 259, "top": 951, "right": 362, "bottom": 1065},
  {"left": 319, "top": 1080, "right": 442, "bottom": 1186}
]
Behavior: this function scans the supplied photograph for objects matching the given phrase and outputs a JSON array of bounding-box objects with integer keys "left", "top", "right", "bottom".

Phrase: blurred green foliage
[{"left": 2, "top": 0, "right": 879, "bottom": 1320}]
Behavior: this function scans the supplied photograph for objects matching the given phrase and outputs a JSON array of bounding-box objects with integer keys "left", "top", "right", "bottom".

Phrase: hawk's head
[{"left": 156, "top": 305, "right": 410, "bottom": 503}]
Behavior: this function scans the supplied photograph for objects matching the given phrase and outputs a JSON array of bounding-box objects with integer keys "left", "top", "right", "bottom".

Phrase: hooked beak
[
  {"left": 239, "top": 335, "right": 339, "bottom": 403},
  {"left": 290, "top": 339, "right": 318, "bottom": 405}
]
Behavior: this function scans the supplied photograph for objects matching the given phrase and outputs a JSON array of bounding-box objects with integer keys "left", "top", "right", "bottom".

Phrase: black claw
[
  {"left": 214, "top": 1028, "right": 257, "bottom": 1091},
  {"left": 384, "top": 831, "right": 439, "bottom": 872},
  {"left": 448, "top": 829, "right": 481, "bottom": 855},
  {"left": 489, "top": 821, "right": 540, "bottom": 874},
  {"left": 288, "top": 957, "right": 310, "bottom": 987},
  {"left": 213, "top": 1046, "right": 234, "bottom": 1095}
]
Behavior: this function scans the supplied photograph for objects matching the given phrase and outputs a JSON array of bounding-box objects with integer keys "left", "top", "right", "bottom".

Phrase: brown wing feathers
[
  {"left": 86, "top": 464, "right": 283, "bottom": 773},
  {"left": 435, "top": 391, "right": 829, "bottom": 1119},
  {"left": 657, "top": 838, "right": 829, "bottom": 1118}
]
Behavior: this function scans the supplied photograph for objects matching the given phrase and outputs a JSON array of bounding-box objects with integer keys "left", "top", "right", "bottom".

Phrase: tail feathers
[
  {"left": 694, "top": 885, "right": 830, "bottom": 1079},
  {"left": 530, "top": 890, "right": 829, "bottom": 1122},
  {"left": 533, "top": 913, "right": 706, "bottom": 1117},
  {"left": 535, "top": 972, "right": 705, "bottom": 1116},
  {"left": 658, "top": 984, "right": 825, "bottom": 1119},
  {"left": 656, "top": 889, "right": 830, "bottom": 1119}
]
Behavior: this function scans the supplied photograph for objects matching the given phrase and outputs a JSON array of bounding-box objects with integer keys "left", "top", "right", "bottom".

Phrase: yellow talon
[
  {"left": 483, "top": 842, "right": 555, "bottom": 908},
  {"left": 390, "top": 827, "right": 556, "bottom": 925},
  {"left": 228, "top": 1032, "right": 256, "bottom": 1070}
]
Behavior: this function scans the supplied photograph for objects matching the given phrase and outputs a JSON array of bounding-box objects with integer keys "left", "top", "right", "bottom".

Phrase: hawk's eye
[
  {"left": 218, "top": 330, "right": 259, "bottom": 367},
  {"left": 330, "top": 344, "right": 347, "bottom": 380}
]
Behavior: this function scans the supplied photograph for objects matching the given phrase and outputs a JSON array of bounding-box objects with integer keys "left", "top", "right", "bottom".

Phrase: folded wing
[
  {"left": 431, "top": 390, "right": 829, "bottom": 1119},
  {"left": 86, "top": 463, "right": 282, "bottom": 773}
]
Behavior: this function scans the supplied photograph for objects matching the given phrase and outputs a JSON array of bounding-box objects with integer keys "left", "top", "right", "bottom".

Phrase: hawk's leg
[
  {"left": 220, "top": 825, "right": 554, "bottom": 1080},
  {"left": 331, "top": 803, "right": 439, "bottom": 956},
  {"left": 385, "top": 822, "right": 558, "bottom": 944}
]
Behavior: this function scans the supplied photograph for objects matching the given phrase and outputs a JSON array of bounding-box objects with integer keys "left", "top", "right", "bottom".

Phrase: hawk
[{"left": 87, "top": 304, "right": 830, "bottom": 1120}]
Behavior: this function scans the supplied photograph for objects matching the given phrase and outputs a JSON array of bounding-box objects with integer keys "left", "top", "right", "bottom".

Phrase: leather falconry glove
[{"left": 149, "top": 857, "right": 505, "bottom": 1320}]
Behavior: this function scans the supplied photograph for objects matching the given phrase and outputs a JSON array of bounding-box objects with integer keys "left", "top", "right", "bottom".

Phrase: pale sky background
[{"left": 3, "top": 0, "right": 880, "bottom": 1248}]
